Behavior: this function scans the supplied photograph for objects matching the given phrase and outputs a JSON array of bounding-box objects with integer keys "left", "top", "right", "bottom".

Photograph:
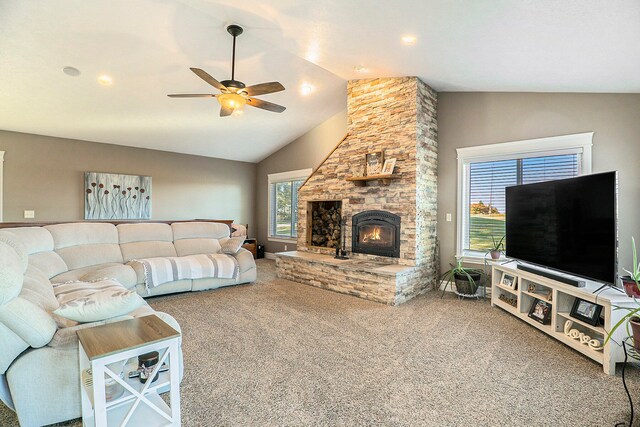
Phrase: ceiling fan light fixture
[{"left": 218, "top": 92, "right": 246, "bottom": 110}]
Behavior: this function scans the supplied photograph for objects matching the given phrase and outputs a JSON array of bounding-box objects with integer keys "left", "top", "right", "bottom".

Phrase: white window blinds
[{"left": 467, "top": 153, "right": 579, "bottom": 251}]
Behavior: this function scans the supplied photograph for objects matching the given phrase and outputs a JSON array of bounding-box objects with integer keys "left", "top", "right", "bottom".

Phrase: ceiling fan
[{"left": 168, "top": 24, "right": 286, "bottom": 117}]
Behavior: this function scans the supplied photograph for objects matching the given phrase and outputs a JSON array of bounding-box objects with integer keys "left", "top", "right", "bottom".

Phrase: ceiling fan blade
[
  {"left": 244, "top": 82, "right": 285, "bottom": 96},
  {"left": 167, "top": 94, "right": 215, "bottom": 98},
  {"left": 246, "top": 97, "right": 286, "bottom": 113},
  {"left": 220, "top": 105, "right": 234, "bottom": 117},
  {"left": 190, "top": 68, "right": 227, "bottom": 92}
]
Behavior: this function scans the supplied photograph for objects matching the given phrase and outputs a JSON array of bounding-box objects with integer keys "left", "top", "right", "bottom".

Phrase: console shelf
[{"left": 491, "top": 262, "right": 635, "bottom": 375}]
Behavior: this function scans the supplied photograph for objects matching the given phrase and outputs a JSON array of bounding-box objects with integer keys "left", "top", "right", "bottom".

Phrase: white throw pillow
[
  {"left": 220, "top": 236, "right": 245, "bottom": 254},
  {"left": 53, "top": 279, "right": 144, "bottom": 323}
]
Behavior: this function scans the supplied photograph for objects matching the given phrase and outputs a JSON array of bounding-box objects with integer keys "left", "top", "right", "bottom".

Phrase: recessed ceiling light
[
  {"left": 62, "top": 66, "right": 81, "bottom": 77},
  {"left": 354, "top": 65, "right": 370, "bottom": 73},
  {"left": 401, "top": 35, "right": 417, "bottom": 45},
  {"left": 97, "top": 75, "right": 113, "bottom": 86},
  {"left": 300, "top": 84, "right": 313, "bottom": 96}
]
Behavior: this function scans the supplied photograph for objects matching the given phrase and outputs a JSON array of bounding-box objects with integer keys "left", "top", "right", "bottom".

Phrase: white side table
[{"left": 77, "top": 315, "right": 181, "bottom": 427}]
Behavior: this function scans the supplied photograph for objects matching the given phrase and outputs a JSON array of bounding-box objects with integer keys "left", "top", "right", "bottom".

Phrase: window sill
[
  {"left": 268, "top": 236, "right": 297, "bottom": 244},
  {"left": 457, "top": 253, "right": 509, "bottom": 265}
]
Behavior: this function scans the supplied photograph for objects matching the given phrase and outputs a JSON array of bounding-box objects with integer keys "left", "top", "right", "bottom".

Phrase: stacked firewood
[{"left": 311, "top": 204, "right": 341, "bottom": 248}]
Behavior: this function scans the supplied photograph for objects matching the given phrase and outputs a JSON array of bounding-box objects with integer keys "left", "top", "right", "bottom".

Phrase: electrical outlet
[
  {"left": 24, "top": 210, "right": 35, "bottom": 219},
  {"left": 284, "top": 245, "right": 288, "bottom": 251},
  {"left": 446, "top": 213, "right": 452, "bottom": 222}
]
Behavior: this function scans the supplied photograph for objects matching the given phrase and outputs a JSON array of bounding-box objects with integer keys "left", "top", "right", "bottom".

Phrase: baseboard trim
[{"left": 264, "top": 252, "right": 276, "bottom": 260}]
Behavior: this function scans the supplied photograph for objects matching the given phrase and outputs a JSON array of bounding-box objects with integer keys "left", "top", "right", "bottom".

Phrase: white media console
[{"left": 491, "top": 261, "right": 635, "bottom": 375}]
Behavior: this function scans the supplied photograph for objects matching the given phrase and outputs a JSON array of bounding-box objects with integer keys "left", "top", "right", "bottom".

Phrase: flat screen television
[{"left": 505, "top": 171, "right": 617, "bottom": 285}]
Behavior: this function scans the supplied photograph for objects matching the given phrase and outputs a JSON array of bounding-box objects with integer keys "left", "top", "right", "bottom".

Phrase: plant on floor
[
  {"left": 488, "top": 235, "right": 505, "bottom": 260},
  {"left": 604, "top": 237, "right": 640, "bottom": 348},
  {"left": 621, "top": 237, "right": 640, "bottom": 298},
  {"left": 440, "top": 256, "right": 484, "bottom": 296}
]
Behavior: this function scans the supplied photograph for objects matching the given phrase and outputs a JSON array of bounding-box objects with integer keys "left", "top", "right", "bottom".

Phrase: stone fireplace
[
  {"left": 276, "top": 76, "right": 438, "bottom": 305},
  {"left": 352, "top": 210, "right": 400, "bottom": 258}
]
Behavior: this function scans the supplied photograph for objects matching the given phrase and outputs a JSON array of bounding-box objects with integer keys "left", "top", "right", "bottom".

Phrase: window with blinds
[{"left": 467, "top": 153, "right": 579, "bottom": 252}]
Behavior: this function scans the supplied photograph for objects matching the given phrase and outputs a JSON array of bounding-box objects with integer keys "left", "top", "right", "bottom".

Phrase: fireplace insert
[{"left": 352, "top": 210, "right": 400, "bottom": 258}]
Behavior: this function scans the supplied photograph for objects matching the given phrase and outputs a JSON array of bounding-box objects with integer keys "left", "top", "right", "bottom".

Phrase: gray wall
[
  {"left": 256, "top": 110, "right": 348, "bottom": 254},
  {"left": 0, "top": 130, "right": 256, "bottom": 225},
  {"left": 437, "top": 92, "right": 640, "bottom": 275}
]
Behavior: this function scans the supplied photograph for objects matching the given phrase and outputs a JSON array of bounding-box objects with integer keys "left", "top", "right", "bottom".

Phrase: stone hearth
[
  {"left": 277, "top": 252, "right": 422, "bottom": 305},
  {"left": 276, "top": 77, "right": 437, "bottom": 305}
]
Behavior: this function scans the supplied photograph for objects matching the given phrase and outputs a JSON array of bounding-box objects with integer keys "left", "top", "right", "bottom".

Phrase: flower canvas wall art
[{"left": 84, "top": 172, "right": 152, "bottom": 219}]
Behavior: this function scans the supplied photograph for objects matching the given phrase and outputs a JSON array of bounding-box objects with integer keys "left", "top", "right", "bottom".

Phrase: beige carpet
[{"left": 2, "top": 259, "right": 639, "bottom": 426}]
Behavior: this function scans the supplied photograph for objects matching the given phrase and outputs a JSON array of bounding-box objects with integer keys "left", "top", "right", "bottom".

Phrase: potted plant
[
  {"left": 621, "top": 237, "right": 640, "bottom": 298},
  {"left": 488, "top": 235, "right": 505, "bottom": 260},
  {"left": 604, "top": 237, "right": 640, "bottom": 349},
  {"left": 440, "top": 257, "right": 484, "bottom": 296}
]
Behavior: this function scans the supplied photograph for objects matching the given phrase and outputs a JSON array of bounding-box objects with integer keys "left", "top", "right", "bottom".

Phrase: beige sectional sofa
[{"left": 0, "top": 221, "right": 256, "bottom": 426}]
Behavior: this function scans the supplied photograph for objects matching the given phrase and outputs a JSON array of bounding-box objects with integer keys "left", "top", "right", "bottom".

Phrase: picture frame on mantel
[
  {"left": 365, "top": 150, "right": 384, "bottom": 176},
  {"left": 381, "top": 158, "right": 397, "bottom": 175}
]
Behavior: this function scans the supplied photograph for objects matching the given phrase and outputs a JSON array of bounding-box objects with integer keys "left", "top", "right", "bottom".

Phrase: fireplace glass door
[{"left": 352, "top": 210, "right": 401, "bottom": 258}]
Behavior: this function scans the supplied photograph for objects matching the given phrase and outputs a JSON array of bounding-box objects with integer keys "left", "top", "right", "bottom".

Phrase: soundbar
[{"left": 516, "top": 264, "right": 586, "bottom": 288}]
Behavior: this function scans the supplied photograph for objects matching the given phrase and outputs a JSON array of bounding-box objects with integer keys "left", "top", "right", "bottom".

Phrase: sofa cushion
[
  {"left": 171, "top": 222, "right": 230, "bottom": 240},
  {"left": 0, "top": 323, "right": 29, "bottom": 374},
  {"left": 174, "top": 238, "right": 221, "bottom": 257},
  {"left": 0, "top": 297, "right": 57, "bottom": 347},
  {"left": 3, "top": 227, "right": 54, "bottom": 255},
  {"left": 28, "top": 251, "right": 69, "bottom": 279},
  {"left": 0, "top": 231, "right": 28, "bottom": 271},
  {"left": 234, "top": 248, "right": 256, "bottom": 273},
  {"left": 120, "top": 241, "right": 178, "bottom": 263},
  {"left": 53, "top": 279, "right": 144, "bottom": 323},
  {"left": 46, "top": 223, "right": 123, "bottom": 270},
  {"left": 55, "top": 244, "right": 124, "bottom": 271},
  {"left": 118, "top": 223, "right": 178, "bottom": 262},
  {"left": 0, "top": 241, "right": 24, "bottom": 306},
  {"left": 117, "top": 223, "right": 173, "bottom": 243},
  {"left": 172, "top": 222, "right": 228, "bottom": 257},
  {"left": 21, "top": 268, "right": 58, "bottom": 312},
  {"left": 51, "top": 263, "right": 137, "bottom": 289}
]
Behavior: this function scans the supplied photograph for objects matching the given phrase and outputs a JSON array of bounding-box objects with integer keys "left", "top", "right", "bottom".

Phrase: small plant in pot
[
  {"left": 604, "top": 294, "right": 640, "bottom": 351},
  {"left": 440, "top": 257, "right": 484, "bottom": 297},
  {"left": 621, "top": 237, "right": 640, "bottom": 298},
  {"left": 605, "top": 238, "right": 640, "bottom": 349},
  {"left": 488, "top": 235, "right": 505, "bottom": 260}
]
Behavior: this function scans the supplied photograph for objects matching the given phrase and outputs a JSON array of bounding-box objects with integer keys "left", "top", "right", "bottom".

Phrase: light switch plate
[
  {"left": 446, "top": 213, "right": 452, "bottom": 222},
  {"left": 24, "top": 210, "right": 35, "bottom": 219}
]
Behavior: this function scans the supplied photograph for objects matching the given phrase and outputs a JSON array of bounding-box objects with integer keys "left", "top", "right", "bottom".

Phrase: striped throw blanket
[{"left": 130, "top": 254, "right": 240, "bottom": 290}]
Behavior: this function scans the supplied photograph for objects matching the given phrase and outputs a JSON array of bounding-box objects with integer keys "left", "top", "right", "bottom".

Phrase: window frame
[
  {"left": 456, "top": 133, "right": 593, "bottom": 262},
  {"left": 267, "top": 168, "right": 312, "bottom": 243}
]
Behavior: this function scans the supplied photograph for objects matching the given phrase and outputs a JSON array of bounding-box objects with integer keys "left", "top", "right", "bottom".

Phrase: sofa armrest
[{"left": 232, "top": 248, "right": 256, "bottom": 273}]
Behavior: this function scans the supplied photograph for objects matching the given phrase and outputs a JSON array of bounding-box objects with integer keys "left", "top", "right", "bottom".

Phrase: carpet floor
[{"left": 2, "top": 259, "right": 639, "bottom": 426}]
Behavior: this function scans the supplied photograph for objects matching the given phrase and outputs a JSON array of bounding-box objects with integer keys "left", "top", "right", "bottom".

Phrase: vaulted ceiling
[{"left": 1, "top": 0, "right": 638, "bottom": 162}]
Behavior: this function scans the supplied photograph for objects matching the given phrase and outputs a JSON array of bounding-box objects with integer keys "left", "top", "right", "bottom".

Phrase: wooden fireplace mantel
[{"left": 345, "top": 174, "right": 401, "bottom": 187}]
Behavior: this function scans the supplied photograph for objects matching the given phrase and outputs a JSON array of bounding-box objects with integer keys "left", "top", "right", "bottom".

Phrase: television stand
[
  {"left": 516, "top": 264, "right": 586, "bottom": 288},
  {"left": 592, "top": 282, "right": 626, "bottom": 295},
  {"left": 491, "top": 262, "right": 635, "bottom": 375}
]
